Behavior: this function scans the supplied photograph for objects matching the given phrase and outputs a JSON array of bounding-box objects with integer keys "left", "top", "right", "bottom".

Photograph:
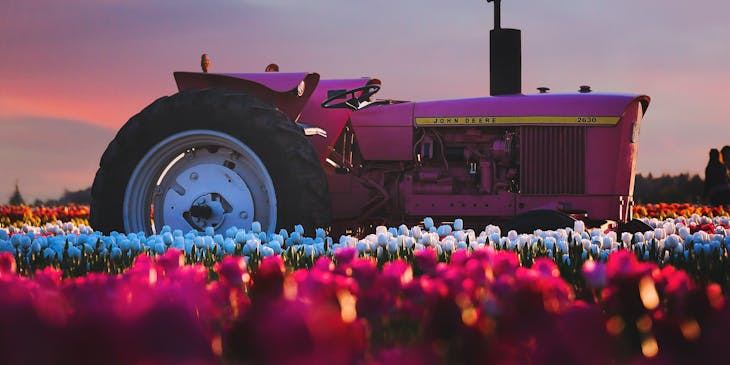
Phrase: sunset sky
[{"left": 2, "top": 0, "right": 729, "bottom": 202}]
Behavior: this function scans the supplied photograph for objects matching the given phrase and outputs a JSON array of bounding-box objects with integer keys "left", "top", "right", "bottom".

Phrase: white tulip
[
  {"left": 377, "top": 233, "right": 389, "bottom": 246},
  {"left": 387, "top": 239, "right": 398, "bottom": 253},
  {"left": 412, "top": 226, "right": 423, "bottom": 240},
  {"left": 581, "top": 238, "right": 591, "bottom": 251},
  {"left": 556, "top": 240, "right": 568, "bottom": 253},
  {"left": 454, "top": 230, "right": 466, "bottom": 242},
  {"left": 357, "top": 240, "right": 370, "bottom": 254},
  {"left": 260, "top": 246, "right": 274, "bottom": 257},
  {"left": 574, "top": 220, "right": 585, "bottom": 234}
]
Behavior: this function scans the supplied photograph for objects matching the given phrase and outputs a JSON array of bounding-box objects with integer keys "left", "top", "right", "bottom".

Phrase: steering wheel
[{"left": 321, "top": 84, "right": 381, "bottom": 110}]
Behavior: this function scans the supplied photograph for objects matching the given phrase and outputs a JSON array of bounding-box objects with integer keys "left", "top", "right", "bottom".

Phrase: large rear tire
[{"left": 90, "top": 88, "right": 330, "bottom": 235}]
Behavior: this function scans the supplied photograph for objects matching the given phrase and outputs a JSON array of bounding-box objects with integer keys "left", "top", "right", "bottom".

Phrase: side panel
[
  {"left": 585, "top": 100, "right": 644, "bottom": 196},
  {"left": 349, "top": 102, "right": 415, "bottom": 160},
  {"left": 516, "top": 98, "right": 646, "bottom": 222}
]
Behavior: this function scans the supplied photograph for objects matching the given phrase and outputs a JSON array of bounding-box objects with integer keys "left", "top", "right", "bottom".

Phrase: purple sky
[{"left": 2, "top": 0, "right": 729, "bottom": 202}]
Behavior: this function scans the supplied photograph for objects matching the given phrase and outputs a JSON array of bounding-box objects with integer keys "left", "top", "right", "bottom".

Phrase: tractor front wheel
[{"left": 90, "top": 88, "right": 330, "bottom": 235}]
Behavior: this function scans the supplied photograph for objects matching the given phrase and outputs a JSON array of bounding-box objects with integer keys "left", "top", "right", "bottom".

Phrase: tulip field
[{"left": 1, "top": 204, "right": 730, "bottom": 364}]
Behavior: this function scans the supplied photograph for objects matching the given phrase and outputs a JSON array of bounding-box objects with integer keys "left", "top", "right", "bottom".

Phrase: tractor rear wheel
[{"left": 90, "top": 88, "right": 330, "bottom": 235}]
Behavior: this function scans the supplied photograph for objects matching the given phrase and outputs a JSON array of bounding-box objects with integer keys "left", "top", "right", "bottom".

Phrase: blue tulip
[
  {"left": 68, "top": 246, "right": 82, "bottom": 259},
  {"left": 162, "top": 232, "right": 174, "bottom": 245},
  {"left": 42, "top": 247, "right": 57, "bottom": 260},
  {"left": 437, "top": 225, "right": 452, "bottom": 238},
  {"left": 423, "top": 217, "right": 434, "bottom": 230}
]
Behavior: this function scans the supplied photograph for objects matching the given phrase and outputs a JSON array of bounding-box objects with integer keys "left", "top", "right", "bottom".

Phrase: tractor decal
[{"left": 414, "top": 116, "right": 620, "bottom": 126}]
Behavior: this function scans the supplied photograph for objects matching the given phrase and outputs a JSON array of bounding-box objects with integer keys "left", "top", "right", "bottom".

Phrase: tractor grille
[{"left": 519, "top": 126, "right": 585, "bottom": 194}]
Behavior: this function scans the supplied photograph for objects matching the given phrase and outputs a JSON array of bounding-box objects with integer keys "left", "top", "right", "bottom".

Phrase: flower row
[
  {"left": 0, "top": 202, "right": 728, "bottom": 228},
  {"left": 1, "top": 214, "right": 730, "bottom": 293},
  {"left": 0, "top": 204, "right": 89, "bottom": 227},
  {"left": 633, "top": 203, "right": 730, "bottom": 220},
  {"left": 1, "top": 245, "right": 728, "bottom": 364}
]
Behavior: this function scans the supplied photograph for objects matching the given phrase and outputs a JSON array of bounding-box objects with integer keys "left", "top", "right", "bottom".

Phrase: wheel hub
[
  {"left": 186, "top": 193, "right": 227, "bottom": 230},
  {"left": 159, "top": 162, "right": 255, "bottom": 232}
]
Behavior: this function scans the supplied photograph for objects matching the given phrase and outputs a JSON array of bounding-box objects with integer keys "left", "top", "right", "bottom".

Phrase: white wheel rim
[{"left": 124, "top": 130, "right": 277, "bottom": 235}]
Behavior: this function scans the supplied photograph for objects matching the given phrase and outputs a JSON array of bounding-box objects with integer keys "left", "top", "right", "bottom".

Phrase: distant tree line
[
  {"left": 7, "top": 186, "right": 92, "bottom": 207},
  {"left": 633, "top": 173, "right": 704, "bottom": 204},
  {"left": 43, "top": 187, "right": 92, "bottom": 206}
]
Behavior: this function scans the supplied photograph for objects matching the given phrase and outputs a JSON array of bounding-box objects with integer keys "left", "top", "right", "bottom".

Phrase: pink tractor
[{"left": 90, "top": 1, "right": 650, "bottom": 235}]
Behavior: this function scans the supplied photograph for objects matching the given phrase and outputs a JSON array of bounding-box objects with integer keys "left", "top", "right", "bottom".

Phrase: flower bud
[
  {"left": 386, "top": 239, "right": 398, "bottom": 253},
  {"left": 424, "top": 217, "right": 435, "bottom": 230},
  {"left": 412, "top": 226, "right": 422, "bottom": 240},
  {"left": 602, "top": 237, "right": 612, "bottom": 250},
  {"left": 43, "top": 247, "right": 56, "bottom": 259},
  {"left": 242, "top": 239, "right": 259, "bottom": 255},
  {"left": 0, "top": 252, "right": 16, "bottom": 275},
  {"left": 437, "top": 225, "right": 452, "bottom": 238},
  {"left": 260, "top": 246, "right": 274, "bottom": 257},
  {"left": 557, "top": 240, "right": 568, "bottom": 253},
  {"left": 357, "top": 240, "right": 370, "bottom": 254}
]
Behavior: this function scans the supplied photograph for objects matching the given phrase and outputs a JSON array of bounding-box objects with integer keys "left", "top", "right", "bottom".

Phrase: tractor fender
[{"left": 173, "top": 71, "right": 320, "bottom": 121}]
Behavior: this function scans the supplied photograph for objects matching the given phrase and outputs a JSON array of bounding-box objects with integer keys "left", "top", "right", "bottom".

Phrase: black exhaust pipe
[{"left": 488, "top": 0, "right": 521, "bottom": 96}]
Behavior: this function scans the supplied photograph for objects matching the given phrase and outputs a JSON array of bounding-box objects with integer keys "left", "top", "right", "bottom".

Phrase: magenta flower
[
  {"left": 334, "top": 246, "right": 358, "bottom": 265},
  {"left": 156, "top": 248, "right": 185, "bottom": 277},
  {"left": 413, "top": 248, "right": 438, "bottom": 275},
  {"left": 349, "top": 258, "right": 378, "bottom": 289},
  {"left": 491, "top": 251, "right": 519, "bottom": 277},
  {"left": 606, "top": 249, "right": 653, "bottom": 280},
  {"left": 582, "top": 260, "right": 607, "bottom": 288},
  {"left": 533, "top": 257, "right": 561, "bottom": 278},
  {"left": 251, "top": 255, "right": 286, "bottom": 302},
  {"left": 214, "top": 255, "right": 248, "bottom": 287},
  {"left": 34, "top": 266, "right": 63, "bottom": 289},
  {"left": 0, "top": 252, "right": 15, "bottom": 276}
]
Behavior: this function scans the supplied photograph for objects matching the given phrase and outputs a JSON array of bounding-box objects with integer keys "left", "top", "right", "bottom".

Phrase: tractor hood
[
  {"left": 174, "top": 72, "right": 320, "bottom": 121},
  {"left": 413, "top": 93, "right": 650, "bottom": 127}
]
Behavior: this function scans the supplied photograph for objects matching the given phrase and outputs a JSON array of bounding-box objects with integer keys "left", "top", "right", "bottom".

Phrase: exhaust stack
[{"left": 488, "top": 0, "right": 521, "bottom": 96}]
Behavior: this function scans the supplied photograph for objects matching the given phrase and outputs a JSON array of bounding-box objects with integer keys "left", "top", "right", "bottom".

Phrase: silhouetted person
[
  {"left": 265, "top": 63, "right": 279, "bottom": 72},
  {"left": 722, "top": 145, "right": 730, "bottom": 173},
  {"left": 201, "top": 54, "right": 210, "bottom": 73},
  {"left": 703, "top": 148, "right": 730, "bottom": 206}
]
